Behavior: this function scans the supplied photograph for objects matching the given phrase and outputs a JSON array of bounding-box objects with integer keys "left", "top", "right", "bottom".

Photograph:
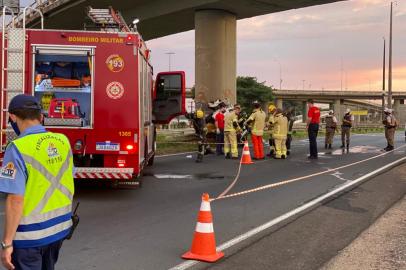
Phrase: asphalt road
[{"left": 0, "top": 132, "right": 405, "bottom": 270}]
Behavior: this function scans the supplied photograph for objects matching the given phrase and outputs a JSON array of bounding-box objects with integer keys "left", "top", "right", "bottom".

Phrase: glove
[{"left": 216, "top": 128, "right": 220, "bottom": 134}]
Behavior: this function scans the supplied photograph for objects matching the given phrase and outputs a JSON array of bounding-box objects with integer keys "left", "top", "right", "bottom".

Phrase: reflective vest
[
  {"left": 12, "top": 132, "right": 74, "bottom": 248},
  {"left": 325, "top": 116, "right": 336, "bottom": 129},
  {"left": 247, "top": 109, "right": 266, "bottom": 136},
  {"left": 342, "top": 114, "right": 352, "bottom": 127}
]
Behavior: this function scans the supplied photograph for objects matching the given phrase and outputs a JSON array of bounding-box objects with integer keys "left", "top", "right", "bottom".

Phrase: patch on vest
[
  {"left": 1, "top": 162, "right": 16, "bottom": 179},
  {"left": 46, "top": 143, "right": 63, "bottom": 165},
  {"left": 47, "top": 143, "right": 59, "bottom": 158}
]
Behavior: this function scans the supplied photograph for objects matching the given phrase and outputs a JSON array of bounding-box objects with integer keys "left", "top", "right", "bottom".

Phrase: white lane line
[
  {"left": 168, "top": 157, "right": 406, "bottom": 270},
  {"left": 156, "top": 152, "right": 196, "bottom": 158}
]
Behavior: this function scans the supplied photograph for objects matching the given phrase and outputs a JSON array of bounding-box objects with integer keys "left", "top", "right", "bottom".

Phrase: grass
[{"left": 156, "top": 133, "right": 197, "bottom": 155}]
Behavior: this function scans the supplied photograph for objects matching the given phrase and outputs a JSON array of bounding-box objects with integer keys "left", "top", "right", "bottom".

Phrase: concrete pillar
[
  {"left": 302, "top": 101, "right": 308, "bottom": 123},
  {"left": 333, "top": 99, "right": 341, "bottom": 124},
  {"left": 276, "top": 98, "right": 283, "bottom": 110},
  {"left": 195, "top": 10, "right": 237, "bottom": 104}
]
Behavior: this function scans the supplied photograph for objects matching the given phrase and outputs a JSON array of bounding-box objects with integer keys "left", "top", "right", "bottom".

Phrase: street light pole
[
  {"left": 165, "top": 52, "right": 175, "bottom": 71},
  {"left": 388, "top": 2, "right": 393, "bottom": 108},
  {"left": 382, "top": 37, "right": 386, "bottom": 115}
]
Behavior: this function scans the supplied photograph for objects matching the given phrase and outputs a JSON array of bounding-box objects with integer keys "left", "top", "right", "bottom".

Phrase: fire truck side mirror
[{"left": 152, "top": 71, "right": 186, "bottom": 124}]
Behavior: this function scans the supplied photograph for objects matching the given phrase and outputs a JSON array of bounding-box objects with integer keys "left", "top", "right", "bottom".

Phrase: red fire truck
[{"left": 0, "top": 6, "right": 186, "bottom": 186}]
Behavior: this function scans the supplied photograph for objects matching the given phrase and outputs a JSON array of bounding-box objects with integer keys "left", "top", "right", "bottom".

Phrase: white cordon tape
[
  {"left": 212, "top": 144, "right": 406, "bottom": 201},
  {"left": 195, "top": 222, "right": 214, "bottom": 234},
  {"left": 169, "top": 155, "right": 406, "bottom": 270}
]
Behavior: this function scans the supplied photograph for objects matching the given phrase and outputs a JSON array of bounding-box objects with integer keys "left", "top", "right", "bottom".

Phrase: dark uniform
[
  {"left": 383, "top": 108, "right": 397, "bottom": 151},
  {"left": 186, "top": 102, "right": 212, "bottom": 163},
  {"left": 341, "top": 110, "right": 353, "bottom": 150},
  {"left": 284, "top": 108, "right": 294, "bottom": 155}
]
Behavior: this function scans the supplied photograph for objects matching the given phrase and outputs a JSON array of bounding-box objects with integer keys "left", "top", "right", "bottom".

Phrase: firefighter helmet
[
  {"left": 268, "top": 104, "right": 276, "bottom": 113},
  {"left": 196, "top": 109, "right": 204, "bottom": 119}
]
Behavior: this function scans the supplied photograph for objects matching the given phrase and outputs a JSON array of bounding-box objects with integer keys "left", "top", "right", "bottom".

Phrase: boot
[
  {"left": 328, "top": 144, "right": 332, "bottom": 149},
  {"left": 225, "top": 153, "right": 231, "bottom": 159},
  {"left": 346, "top": 144, "right": 349, "bottom": 151},
  {"left": 324, "top": 143, "right": 328, "bottom": 149},
  {"left": 340, "top": 144, "right": 345, "bottom": 148},
  {"left": 287, "top": 150, "right": 291, "bottom": 156},
  {"left": 196, "top": 153, "right": 203, "bottom": 163}
]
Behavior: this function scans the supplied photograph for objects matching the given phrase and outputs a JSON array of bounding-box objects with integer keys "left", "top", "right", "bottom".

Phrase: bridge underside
[
  {"left": 28, "top": 0, "right": 343, "bottom": 40},
  {"left": 23, "top": 0, "right": 344, "bottom": 105}
]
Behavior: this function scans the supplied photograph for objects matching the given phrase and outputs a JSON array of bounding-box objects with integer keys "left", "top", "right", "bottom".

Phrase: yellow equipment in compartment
[{"left": 41, "top": 92, "right": 55, "bottom": 111}]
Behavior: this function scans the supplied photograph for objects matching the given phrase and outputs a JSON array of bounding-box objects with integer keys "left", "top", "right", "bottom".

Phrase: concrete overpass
[
  {"left": 273, "top": 89, "right": 406, "bottom": 123},
  {"left": 15, "top": 0, "right": 344, "bottom": 104}
]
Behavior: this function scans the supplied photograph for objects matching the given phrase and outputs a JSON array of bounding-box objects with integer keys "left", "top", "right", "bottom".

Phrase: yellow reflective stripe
[
  {"left": 14, "top": 220, "right": 72, "bottom": 241},
  {"left": 20, "top": 205, "right": 72, "bottom": 225}
]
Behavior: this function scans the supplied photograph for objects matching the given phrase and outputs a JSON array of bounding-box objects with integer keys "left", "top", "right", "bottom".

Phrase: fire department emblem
[
  {"left": 47, "top": 143, "right": 59, "bottom": 158},
  {"left": 1, "top": 162, "right": 16, "bottom": 179},
  {"left": 106, "top": 81, "right": 125, "bottom": 99},
  {"left": 106, "top": 55, "right": 124, "bottom": 72}
]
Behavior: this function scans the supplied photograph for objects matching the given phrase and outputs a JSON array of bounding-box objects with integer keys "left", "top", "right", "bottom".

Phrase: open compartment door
[{"left": 152, "top": 71, "right": 185, "bottom": 124}]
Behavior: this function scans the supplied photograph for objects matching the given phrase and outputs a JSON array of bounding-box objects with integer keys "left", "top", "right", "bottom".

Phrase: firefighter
[
  {"left": 324, "top": 110, "right": 337, "bottom": 149},
  {"left": 284, "top": 107, "right": 295, "bottom": 155},
  {"left": 186, "top": 101, "right": 212, "bottom": 163},
  {"left": 273, "top": 108, "right": 288, "bottom": 159},
  {"left": 340, "top": 108, "right": 354, "bottom": 150},
  {"left": 245, "top": 101, "right": 266, "bottom": 159},
  {"left": 383, "top": 108, "right": 397, "bottom": 151},
  {"left": 0, "top": 95, "right": 75, "bottom": 270},
  {"left": 267, "top": 104, "right": 277, "bottom": 157},
  {"left": 224, "top": 104, "right": 242, "bottom": 159}
]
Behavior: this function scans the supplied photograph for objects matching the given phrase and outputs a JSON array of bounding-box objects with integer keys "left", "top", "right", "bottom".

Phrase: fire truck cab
[{"left": 0, "top": 6, "right": 186, "bottom": 186}]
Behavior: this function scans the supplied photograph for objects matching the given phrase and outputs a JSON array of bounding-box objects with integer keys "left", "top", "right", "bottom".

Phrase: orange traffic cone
[
  {"left": 182, "top": 193, "right": 224, "bottom": 263},
  {"left": 241, "top": 141, "right": 253, "bottom": 164}
]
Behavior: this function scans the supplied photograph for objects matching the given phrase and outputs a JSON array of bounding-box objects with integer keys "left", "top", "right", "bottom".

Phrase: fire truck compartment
[{"left": 33, "top": 46, "right": 94, "bottom": 128}]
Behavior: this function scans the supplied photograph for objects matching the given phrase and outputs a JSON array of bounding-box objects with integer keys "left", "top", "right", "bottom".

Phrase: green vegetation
[
  {"left": 156, "top": 133, "right": 197, "bottom": 155},
  {"left": 237, "top": 76, "right": 273, "bottom": 112}
]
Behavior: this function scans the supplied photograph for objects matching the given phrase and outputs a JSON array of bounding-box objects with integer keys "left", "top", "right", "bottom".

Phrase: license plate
[{"left": 96, "top": 142, "right": 120, "bottom": 151}]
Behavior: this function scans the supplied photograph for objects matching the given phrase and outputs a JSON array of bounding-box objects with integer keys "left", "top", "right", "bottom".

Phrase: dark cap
[{"left": 8, "top": 94, "right": 41, "bottom": 113}]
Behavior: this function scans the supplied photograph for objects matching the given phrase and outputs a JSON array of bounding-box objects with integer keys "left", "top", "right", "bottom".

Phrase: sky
[
  {"left": 147, "top": 0, "right": 406, "bottom": 91},
  {"left": 19, "top": 0, "right": 406, "bottom": 91}
]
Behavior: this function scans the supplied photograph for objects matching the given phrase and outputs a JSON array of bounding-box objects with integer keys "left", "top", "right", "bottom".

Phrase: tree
[{"left": 237, "top": 76, "right": 274, "bottom": 113}]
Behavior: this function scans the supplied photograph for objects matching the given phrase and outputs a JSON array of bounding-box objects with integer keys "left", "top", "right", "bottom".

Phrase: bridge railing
[{"left": 7, "top": 0, "right": 57, "bottom": 28}]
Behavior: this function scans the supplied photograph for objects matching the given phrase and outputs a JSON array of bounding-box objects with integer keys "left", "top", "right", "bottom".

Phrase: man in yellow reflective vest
[
  {"left": 245, "top": 101, "right": 266, "bottom": 159},
  {"left": 224, "top": 104, "right": 241, "bottom": 159},
  {"left": 0, "top": 94, "right": 74, "bottom": 270}
]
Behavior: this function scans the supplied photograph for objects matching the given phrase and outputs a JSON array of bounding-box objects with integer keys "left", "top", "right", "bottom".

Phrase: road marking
[
  {"left": 213, "top": 144, "right": 406, "bottom": 201},
  {"left": 156, "top": 152, "right": 196, "bottom": 158},
  {"left": 154, "top": 174, "right": 192, "bottom": 179},
  {"left": 168, "top": 156, "right": 406, "bottom": 270}
]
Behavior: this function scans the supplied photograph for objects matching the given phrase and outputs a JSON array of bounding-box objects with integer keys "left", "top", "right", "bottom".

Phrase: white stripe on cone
[
  {"left": 200, "top": 201, "right": 211, "bottom": 211},
  {"left": 195, "top": 222, "right": 214, "bottom": 233},
  {"left": 243, "top": 151, "right": 251, "bottom": 155}
]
